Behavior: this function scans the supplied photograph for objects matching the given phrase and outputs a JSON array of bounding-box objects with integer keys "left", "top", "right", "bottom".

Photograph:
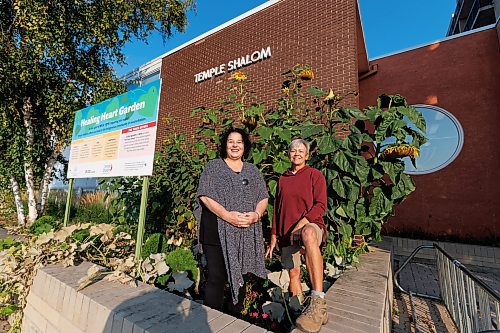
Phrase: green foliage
[
  {"left": 152, "top": 65, "right": 426, "bottom": 270},
  {"left": 28, "top": 215, "right": 59, "bottom": 235},
  {"left": 0, "top": 237, "right": 21, "bottom": 251},
  {"left": 70, "top": 228, "right": 91, "bottom": 244},
  {"left": 101, "top": 177, "right": 143, "bottom": 235},
  {"left": 166, "top": 248, "right": 198, "bottom": 282},
  {"left": 73, "top": 202, "right": 111, "bottom": 225},
  {"left": 0, "top": 304, "right": 18, "bottom": 317},
  {"left": 141, "top": 233, "right": 168, "bottom": 259},
  {"left": 303, "top": 92, "right": 426, "bottom": 243}
]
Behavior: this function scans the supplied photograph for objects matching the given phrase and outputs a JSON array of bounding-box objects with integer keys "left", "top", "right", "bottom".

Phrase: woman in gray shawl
[{"left": 195, "top": 127, "right": 268, "bottom": 311}]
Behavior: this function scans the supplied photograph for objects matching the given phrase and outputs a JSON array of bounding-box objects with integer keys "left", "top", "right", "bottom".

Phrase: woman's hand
[
  {"left": 290, "top": 217, "right": 310, "bottom": 235},
  {"left": 224, "top": 211, "right": 246, "bottom": 227},
  {"left": 265, "top": 234, "right": 277, "bottom": 258}
]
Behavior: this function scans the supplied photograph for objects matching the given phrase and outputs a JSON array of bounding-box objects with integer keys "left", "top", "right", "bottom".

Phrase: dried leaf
[
  {"left": 35, "top": 231, "right": 54, "bottom": 246},
  {"left": 167, "top": 271, "right": 193, "bottom": 292},
  {"left": 262, "top": 301, "right": 285, "bottom": 322},
  {"left": 149, "top": 253, "right": 165, "bottom": 262},
  {"left": 141, "top": 258, "right": 153, "bottom": 272},
  {"left": 268, "top": 287, "right": 284, "bottom": 303},
  {"left": 54, "top": 225, "right": 79, "bottom": 242},
  {"left": 289, "top": 295, "right": 302, "bottom": 312},
  {"left": 154, "top": 261, "right": 169, "bottom": 276},
  {"left": 173, "top": 237, "right": 183, "bottom": 246},
  {"left": 117, "top": 232, "right": 132, "bottom": 240},
  {"left": 267, "top": 269, "right": 290, "bottom": 290},
  {"left": 77, "top": 264, "right": 105, "bottom": 291}
]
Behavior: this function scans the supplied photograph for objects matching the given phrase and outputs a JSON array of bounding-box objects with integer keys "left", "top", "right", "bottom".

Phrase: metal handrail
[
  {"left": 394, "top": 244, "right": 440, "bottom": 299},
  {"left": 394, "top": 243, "right": 500, "bottom": 333}
]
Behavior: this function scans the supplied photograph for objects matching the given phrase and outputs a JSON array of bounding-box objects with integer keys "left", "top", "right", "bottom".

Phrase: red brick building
[{"left": 126, "top": 0, "right": 500, "bottom": 241}]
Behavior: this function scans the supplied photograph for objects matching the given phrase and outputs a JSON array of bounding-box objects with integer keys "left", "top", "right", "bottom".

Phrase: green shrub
[
  {"left": 28, "top": 215, "right": 59, "bottom": 235},
  {"left": 74, "top": 202, "right": 110, "bottom": 224},
  {"left": 156, "top": 274, "right": 170, "bottom": 287},
  {"left": 44, "top": 199, "right": 65, "bottom": 219},
  {"left": 141, "top": 233, "right": 168, "bottom": 259},
  {"left": 166, "top": 248, "right": 198, "bottom": 281}
]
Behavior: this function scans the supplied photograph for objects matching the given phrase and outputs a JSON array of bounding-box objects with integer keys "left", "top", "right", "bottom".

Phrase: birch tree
[{"left": 0, "top": 0, "right": 194, "bottom": 225}]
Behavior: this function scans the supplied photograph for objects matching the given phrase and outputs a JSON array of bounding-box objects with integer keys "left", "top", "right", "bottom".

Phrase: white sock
[{"left": 311, "top": 290, "right": 325, "bottom": 298}]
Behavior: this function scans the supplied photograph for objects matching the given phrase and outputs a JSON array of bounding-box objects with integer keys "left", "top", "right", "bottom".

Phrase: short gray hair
[{"left": 288, "top": 139, "right": 310, "bottom": 154}]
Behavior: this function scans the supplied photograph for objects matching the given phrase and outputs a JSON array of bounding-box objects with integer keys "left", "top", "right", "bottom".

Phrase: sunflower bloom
[
  {"left": 281, "top": 87, "right": 290, "bottom": 94},
  {"left": 381, "top": 144, "right": 420, "bottom": 159},
  {"left": 299, "top": 69, "right": 314, "bottom": 80},
  {"left": 233, "top": 71, "right": 248, "bottom": 81}
]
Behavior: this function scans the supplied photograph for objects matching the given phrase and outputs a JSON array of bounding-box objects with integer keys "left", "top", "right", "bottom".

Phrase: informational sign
[
  {"left": 67, "top": 80, "right": 161, "bottom": 178},
  {"left": 194, "top": 46, "right": 272, "bottom": 83}
]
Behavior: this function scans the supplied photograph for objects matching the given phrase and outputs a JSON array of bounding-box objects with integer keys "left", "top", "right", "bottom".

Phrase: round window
[{"left": 404, "top": 104, "right": 464, "bottom": 175}]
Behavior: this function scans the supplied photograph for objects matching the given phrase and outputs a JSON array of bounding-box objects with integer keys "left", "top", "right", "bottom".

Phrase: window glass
[
  {"left": 404, "top": 104, "right": 464, "bottom": 174},
  {"left": 142, "top": 72, "right": 160, "bottom": 86}
]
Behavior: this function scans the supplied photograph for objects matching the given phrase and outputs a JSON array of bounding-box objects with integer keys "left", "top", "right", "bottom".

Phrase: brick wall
[
  {"left": 156, "top": 0, "right": 361, "bottom": 148},
  {"left": 359, "top": 28, "right": 500, "bottom": 241}
]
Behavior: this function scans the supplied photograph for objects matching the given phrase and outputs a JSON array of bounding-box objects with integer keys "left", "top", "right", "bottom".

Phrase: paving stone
[
  {"left": 328, "top": 306, "right": 381, "bottom": 328},
  {"left": 242, "top": 324, "right": 269, "bottom": 332},
  {"left": 144, "top": 304, "right": 211, "bottom": 333},
  {"left": 206, "top": 313, "right": 237, "bottom": 332},
  {"left": 72, "top": 292, "right": 85, "bottom": 323},
  {"left": 323, "top": 312, "right": 379, "bottom": 332},
  {"left": 77, "top": 295, "right": 91, "bottom": 330},
  {"left": 217, "top": 318, "right": 251, "bottom": 333},
  {"left": 23, "top": 303, "right": 48, "bottom": 333},
  {"left": 326, "top": 298, "right": 382, "bottom": 320}
]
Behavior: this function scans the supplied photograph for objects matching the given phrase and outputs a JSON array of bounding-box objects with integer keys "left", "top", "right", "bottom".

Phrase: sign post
[
  {"left": 66, "top": 80, "right": 161, "bottom": 263},
  {"left": 135, "top": 176, "right": 150, "bottom": 260},
  {"left": 63, "top": 178, "right": 74, "bottom": 227}
]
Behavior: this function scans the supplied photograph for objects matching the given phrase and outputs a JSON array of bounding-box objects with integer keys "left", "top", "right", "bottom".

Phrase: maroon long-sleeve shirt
[{"left": 272, "top": 165, "right": 327, "bottom": 247}]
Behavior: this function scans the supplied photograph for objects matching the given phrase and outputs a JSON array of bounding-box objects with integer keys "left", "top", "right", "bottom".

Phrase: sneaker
[{"left": 295, "top": 296, "right": 328, "bottom": 333}]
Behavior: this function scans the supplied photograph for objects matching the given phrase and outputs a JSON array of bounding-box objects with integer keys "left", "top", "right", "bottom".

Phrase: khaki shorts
[{"left": 281, "top": 223, "right": 323, "bottom": 270}]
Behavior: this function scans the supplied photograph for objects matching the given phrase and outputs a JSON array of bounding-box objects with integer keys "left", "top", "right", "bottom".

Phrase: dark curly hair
[{"left": 218, "top": 127, "right": 251, "bottom": 160}]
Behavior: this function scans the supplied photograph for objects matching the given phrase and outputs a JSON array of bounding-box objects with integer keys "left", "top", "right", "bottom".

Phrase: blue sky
[{"left": 116, "top": 0, "right": 457, "bottom": 76}]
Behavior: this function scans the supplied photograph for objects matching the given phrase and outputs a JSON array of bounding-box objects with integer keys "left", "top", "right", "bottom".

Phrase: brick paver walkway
[{"left": 393, "top": 254, "right": 500, "bottom": 333}]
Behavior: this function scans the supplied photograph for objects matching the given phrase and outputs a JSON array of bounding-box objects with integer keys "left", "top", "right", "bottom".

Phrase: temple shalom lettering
[{"left": 194, "top": 46, "right": 272, "bottom": 83}]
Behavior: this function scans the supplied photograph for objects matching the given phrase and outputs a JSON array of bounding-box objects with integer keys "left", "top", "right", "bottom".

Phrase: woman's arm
[
  {"left": 199, "top": 195, "right": 244, "bottom": 227},
  {"left": 241, "top": 198, "right": 268, "bottom": 226},
  {"left": 290, "top": 171, "right": 327, "bottom": 233},
  {"left": 303, "top": 171, "right": 327, "bottom": 223}
]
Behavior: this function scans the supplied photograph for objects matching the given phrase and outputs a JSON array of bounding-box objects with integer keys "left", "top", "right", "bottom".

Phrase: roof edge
[{"left": 369, "top": 23, "right": 497, "bottom": 61}]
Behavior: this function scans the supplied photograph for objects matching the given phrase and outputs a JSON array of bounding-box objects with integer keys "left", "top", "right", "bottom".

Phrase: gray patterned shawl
[{"left": 194, "top": 158, "right": 268, "bottom": 304}]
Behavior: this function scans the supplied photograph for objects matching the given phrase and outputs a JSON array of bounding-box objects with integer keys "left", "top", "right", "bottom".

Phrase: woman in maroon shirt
[{"left": 265, "top": 139, "right": 328, "bottom": 333}]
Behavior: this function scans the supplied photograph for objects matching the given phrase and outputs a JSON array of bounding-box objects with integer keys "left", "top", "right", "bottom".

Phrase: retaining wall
[{"left": 23, "top": 242, "right": 393, "bottom": 333}]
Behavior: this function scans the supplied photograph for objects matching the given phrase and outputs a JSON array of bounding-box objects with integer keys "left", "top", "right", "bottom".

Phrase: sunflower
[
  {"left": 281, "top": 87, "right": 290, "bottom": 94},
  {"left": 233, "top": 71, "right": 247, "bottom": 81},
  {"left": 380, "top": 144, "right": 420, "bottom": 159},
  {"left": 298, "top": 69, "right": 314, "bottom": 80}
]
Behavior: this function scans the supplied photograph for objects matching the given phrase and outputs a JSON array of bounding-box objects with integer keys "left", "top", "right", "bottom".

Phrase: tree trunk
[
  {"left": 37, "top": 147, "right": 61, "bottom": 215},
  {"left": 22, "top": 97, "right": 38, "bottom": 225},
  {"left": 10, "top": 176, "right": 26, "bottom": 225}
]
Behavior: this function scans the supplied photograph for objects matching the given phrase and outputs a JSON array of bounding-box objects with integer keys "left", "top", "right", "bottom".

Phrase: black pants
[{"left": 202, "top": 244, "right": 245, "bottom": 313}]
